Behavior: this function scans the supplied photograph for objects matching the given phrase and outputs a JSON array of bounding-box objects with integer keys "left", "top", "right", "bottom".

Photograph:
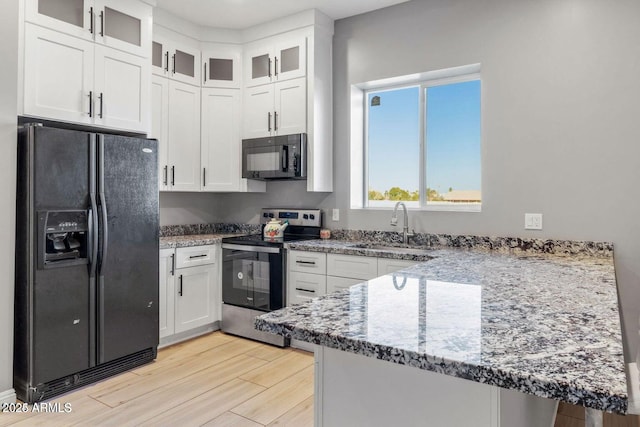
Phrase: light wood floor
[
  {"left": 1, "top": 331, "right": 638, "bottom": 427},
  {"left": 0, "top": 332, "right": 314, "bottom": 426}
]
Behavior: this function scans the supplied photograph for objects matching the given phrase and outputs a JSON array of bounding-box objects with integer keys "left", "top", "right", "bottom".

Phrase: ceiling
[{"left": 154, "top": 0, "right": 410, "bottom": 29}]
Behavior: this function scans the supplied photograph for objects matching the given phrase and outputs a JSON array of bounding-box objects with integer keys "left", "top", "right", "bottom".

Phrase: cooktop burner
[{"left": 222, "top": 208, "right": 322, "bottom": 248}]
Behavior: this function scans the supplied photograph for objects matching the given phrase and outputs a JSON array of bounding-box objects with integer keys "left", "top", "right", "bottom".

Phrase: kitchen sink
[{"left": 353, "top": 243, "right": 433, "bottom": 256}]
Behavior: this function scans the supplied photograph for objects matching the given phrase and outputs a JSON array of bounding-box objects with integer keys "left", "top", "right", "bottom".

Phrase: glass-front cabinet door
[
  {"left": 94, "top": 0, "right": 151, "bottom": 58},
  {"left": 26, "top": 0, "right": 94, "bottom": 41},
  {"left": 202, "top": 44, "right": 242, "bottom": 88},
  {"left": 152, "top": 37, "right": 169, "bottom": 77},
  {"left": 274, "top": 38, "right": 306, "bottom": 82},
  {"left": 26, "top": 0, "right": 151, "bottom": 58},
  {"left": 243, "top": 36, "right": 307, "bottom": 87}
]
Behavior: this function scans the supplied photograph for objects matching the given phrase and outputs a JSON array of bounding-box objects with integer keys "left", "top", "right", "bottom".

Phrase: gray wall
[
  {"left": 0, "top": 0, "right": 18, "bottom": 399},
  {"left": 170, "top": 0, "right": 640, "bottom": 359}
]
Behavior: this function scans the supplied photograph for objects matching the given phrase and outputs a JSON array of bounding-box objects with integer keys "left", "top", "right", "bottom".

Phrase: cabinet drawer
[
  {"left": 289, "top": 250, "right": 327, "bottom": 274},
  {"left": 377, "top": 258, "right": 419, "bottom": 276},
  {"left": 176, "top": 245, "right": 216, "bottom": 269},
  {"left": 327, "top": 254, "right": 378, "bottom": 280},
  {"left": 326, "top": 276, "right": 363, "bottom": 294},
  {"left": 288, "top": 271, "right": 326, "bottom": 306}
]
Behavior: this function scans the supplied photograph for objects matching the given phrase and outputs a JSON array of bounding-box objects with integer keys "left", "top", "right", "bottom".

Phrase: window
[{"left": 362, "top": 70, "right": 481, "bottom": 210}]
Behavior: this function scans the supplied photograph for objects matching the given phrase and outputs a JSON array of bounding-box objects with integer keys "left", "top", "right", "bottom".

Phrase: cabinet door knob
[
  {"left": 204, "top": 62, "right": 207, "bottom": 83},
  {"left": 274, "top": 57, "right": 278, "bottom": 77},
  {"left": 268, "top": 112, "right": 272, "bottom": 132},
  {"left": 203, "top": 168, "right": 206, "bottom": 187},
  {"left": 88, "top": 91, "right": 93, "bottom": 117},
  {"left": 99, "top": 10, "right": 104, "bottom": 37},
  {"left": 179, "top": 274, "right": 183, "bottom": 296}
]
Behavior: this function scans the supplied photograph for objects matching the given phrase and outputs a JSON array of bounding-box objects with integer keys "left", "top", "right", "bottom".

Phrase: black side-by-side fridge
[{"left": 14, "top": 123, "right": 159, "bottom": 403}]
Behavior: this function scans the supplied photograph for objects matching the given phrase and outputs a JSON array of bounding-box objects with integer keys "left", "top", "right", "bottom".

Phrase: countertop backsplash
[
  {"left": 160, "top": 224, "right": 613, "bottom": 257},
  {"left": 160, "top": 223, "right": 262, "bottom": 237},
  {"left": 329, "top": 229, "right": 614, "bottom": 257}
]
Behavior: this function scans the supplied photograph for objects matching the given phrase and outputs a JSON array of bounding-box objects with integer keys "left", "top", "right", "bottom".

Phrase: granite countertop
[
  {"left": 256, "top": 242, "right": 627, "bottom": 414},
  {"left": 159, "top": 233, "right": 247, "bottom": 249}
]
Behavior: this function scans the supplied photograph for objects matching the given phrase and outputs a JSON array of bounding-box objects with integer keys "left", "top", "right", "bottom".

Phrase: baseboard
[
  {"left": 158, "top": 322, "right": 220, "bottom": 349},
  {"left": 0, "top": 388, "right": 16, "bottom": 404}
]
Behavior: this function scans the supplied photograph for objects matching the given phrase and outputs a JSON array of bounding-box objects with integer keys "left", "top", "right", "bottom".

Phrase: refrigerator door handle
[
  {"left": 98, "top": 135, "right": 108, "bottom": 272},
  {"left": 88, "top": 204, "right": 98, "bottom": 277},
  {"left": 89, "top": 136, "right": 99, "bottom": 278}
]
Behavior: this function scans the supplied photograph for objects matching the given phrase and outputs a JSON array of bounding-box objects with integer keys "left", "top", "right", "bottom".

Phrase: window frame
[{"left": 360, "top": 69, "right": 482, "bottom": 212}]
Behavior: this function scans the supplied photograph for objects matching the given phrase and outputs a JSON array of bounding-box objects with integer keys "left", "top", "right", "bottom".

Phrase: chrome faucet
[{"left": 391, "top": 202, "right": 415, "bottom": 244}]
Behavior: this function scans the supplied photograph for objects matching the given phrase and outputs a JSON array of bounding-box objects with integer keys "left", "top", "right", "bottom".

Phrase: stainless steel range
[{"left": 221, "top": 208, "right": 322, "bottom": 346}]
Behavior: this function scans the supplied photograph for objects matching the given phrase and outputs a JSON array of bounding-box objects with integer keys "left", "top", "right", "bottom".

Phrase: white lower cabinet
[
  {"left": 175, "top": 263, "right": 217, "bottom": 333},
  {"left": 288, "top": 250, "right": 421, "bottom": 302},
  {"left": 326, "top": 253, "right": 378, "bottom": 281},
  {"left": 289, "top": 271, "right": 326, "bottom": 305},
  {"left": 159, "top": 244, "right": 220, "bottom": 345}
]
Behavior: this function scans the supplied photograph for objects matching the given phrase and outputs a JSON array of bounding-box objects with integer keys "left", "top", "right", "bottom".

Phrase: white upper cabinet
[
  {"left": 202, "top": 44, "right": 242, "bottom": 88},
  {"left": 243, "top": 84, "right": 274, "bottom": 139},
  {"left": 152, "top": 34, "right": 201, "bottom": 86},
  {"left": 201, "top": 88, "right": 266, "bottom": 192},
  {"left": 93, "top": 44, "right": 150, "bottom": 131},
  {"left": 243, "top": 77, "right": 306, "bottom": 139},
  {"left": 24, "top": 24, "right": 94, "bottom": 125},
  {"left": 151, "top": 75, "right": 169, "bottom": 191},
  {"left": 22, "top": 0, "right": 151, "bottom": 133},
  {"left": 201, "top": 88, "right": 241, "bottom": 191},
  {"left": 243, "top": 36, "right": 306, "bottom": 87},
  {"left": 26, "top": 0, "right": 151, "bottom": 58},
  {"left": 274, "top": 78, "right": 307, "bottom": 136},
  {"left": 167, "top": 80, "right": 201, "bottom": 191}
]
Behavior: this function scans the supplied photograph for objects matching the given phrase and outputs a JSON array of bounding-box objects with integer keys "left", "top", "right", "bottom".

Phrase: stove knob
[
  {"left": 303, "top": 214, "right": 309, "bottom": 219},
  {"left": 263, "top": 213, "right": 269, "bottom": 218},
  {"left": 269, "top": 213, "right": 274, "bottom": 218},
  {"left": 310, "top": 214, "right": 315, "bottom": 220}
]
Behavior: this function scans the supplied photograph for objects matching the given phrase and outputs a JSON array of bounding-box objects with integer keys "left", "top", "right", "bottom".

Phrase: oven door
[{"left": 222, "top": 244, "right": 285, "bottom": 311}]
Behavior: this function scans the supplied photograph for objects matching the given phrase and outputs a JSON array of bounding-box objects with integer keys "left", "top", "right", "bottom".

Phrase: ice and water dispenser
[{"left": 37, "top": 210, "right": 89, "bottom": 268}]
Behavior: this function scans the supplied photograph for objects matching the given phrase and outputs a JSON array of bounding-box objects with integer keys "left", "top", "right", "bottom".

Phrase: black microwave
[{"left": 242, "top": 134, "right": 307, "bottom": 180}]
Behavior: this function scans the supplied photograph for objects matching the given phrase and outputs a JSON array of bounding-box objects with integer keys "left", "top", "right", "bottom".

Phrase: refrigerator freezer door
[
  {"left": 97, "top": 134, "right": 159, "bottom": 364},
  {"left": 25, "top": 126, "right": 95, "bottom": 384}
]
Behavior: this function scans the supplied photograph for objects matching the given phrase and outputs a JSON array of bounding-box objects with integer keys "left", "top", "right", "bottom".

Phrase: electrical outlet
[
  {"left": 332, "top": 208, "right": 339, "bottom": 221},
  {"left": 524, "top": 213, "right": 543, "bottom": 230}
]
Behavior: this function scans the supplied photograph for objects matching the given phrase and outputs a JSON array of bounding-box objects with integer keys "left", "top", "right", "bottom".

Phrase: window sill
[{"left": 351, "top": 204, "right": 482, "bottom": 213}]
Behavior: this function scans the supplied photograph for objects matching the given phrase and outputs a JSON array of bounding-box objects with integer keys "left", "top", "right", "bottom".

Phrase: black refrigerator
[{"left": 14, "top": 123, "right": 159, "bottom": 403}]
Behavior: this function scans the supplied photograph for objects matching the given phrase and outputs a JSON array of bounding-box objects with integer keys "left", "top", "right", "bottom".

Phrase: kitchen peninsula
[{"left": 256, "top": 237, "right": 626, "bottom": 427}]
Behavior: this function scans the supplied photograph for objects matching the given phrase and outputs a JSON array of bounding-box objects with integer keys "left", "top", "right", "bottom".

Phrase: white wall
[
  {"left": 159, "top": 193, "right": 222, "bottom": 225},
  {"left": 0, "top": 0, "right": 18, "bottom": 402},
  {"left": 196, "top": 0, "right": 640, "bottom": 359}
]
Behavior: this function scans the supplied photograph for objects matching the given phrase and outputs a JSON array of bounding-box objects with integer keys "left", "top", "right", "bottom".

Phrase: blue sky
[{"left": 367, "top": 80, "right": 481, "bottom": 195}]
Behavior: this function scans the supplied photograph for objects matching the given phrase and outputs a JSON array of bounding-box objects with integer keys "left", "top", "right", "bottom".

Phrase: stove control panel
[{"left": 260, "top": 208, "right": 322, "bottom": 228}]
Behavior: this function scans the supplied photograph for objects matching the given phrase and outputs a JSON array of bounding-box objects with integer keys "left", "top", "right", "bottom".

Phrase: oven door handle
[{"left": 222, "top": 243, "right": 281, "bottom": 254}]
